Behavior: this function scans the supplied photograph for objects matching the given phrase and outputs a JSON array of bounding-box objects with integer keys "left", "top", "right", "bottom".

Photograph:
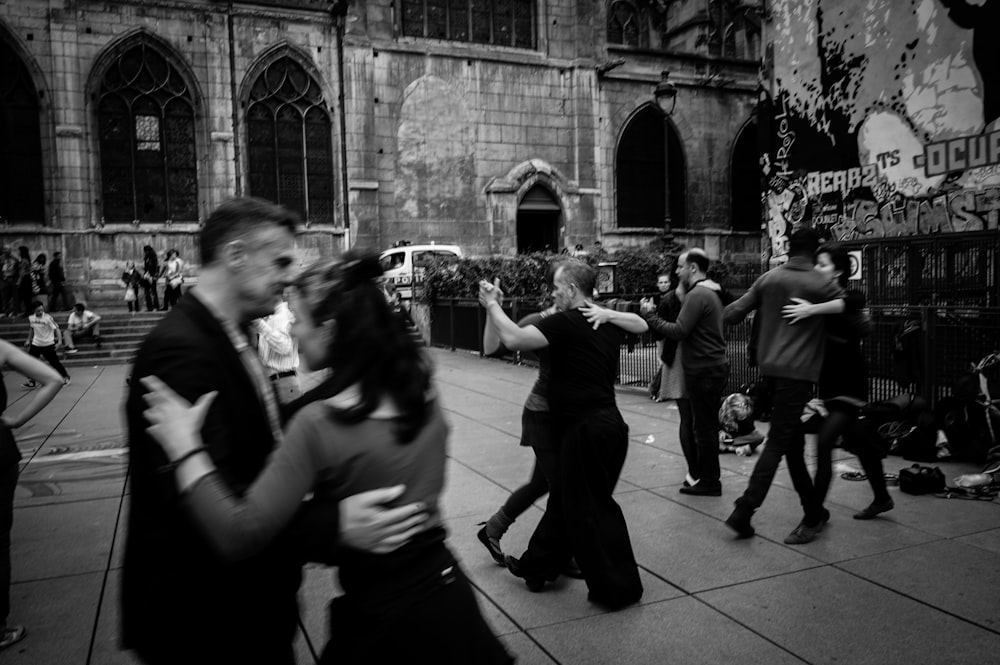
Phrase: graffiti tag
[{"left": 914, "top": 129, "right": 1000, "bottom": 176}]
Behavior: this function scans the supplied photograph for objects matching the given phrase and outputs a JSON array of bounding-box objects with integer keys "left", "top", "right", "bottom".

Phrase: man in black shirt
[{"left": 479, "top": 259, "right": 645, "bottom": 610}]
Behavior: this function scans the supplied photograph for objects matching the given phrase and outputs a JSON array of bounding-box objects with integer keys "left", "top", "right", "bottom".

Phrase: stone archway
[{"left": 516, "top": 185, "right": 561, "bottom": 253}]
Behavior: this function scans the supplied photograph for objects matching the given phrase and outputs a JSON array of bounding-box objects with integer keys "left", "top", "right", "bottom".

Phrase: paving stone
[
  {"left": 12, "top": 496, "right": 121, "bottom": 580},
  {"left": 837, "top": 539, "right": 1000, "bottom": 631},
  {"left": 698, "top": 566, "right": 1000, "bottom": 665},
  {"left": 955, "top": 527, "right": 1000, "bottom": 555},
  {"left": 528, "top": 595, "right": 803, "bottom": 665}
]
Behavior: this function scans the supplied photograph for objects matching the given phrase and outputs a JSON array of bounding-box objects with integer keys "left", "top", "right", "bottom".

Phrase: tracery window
[
  {"left": 246, "top": 57, "right": 334, "bottom": 225},
  {"left": 607, "top": 0, "right": 650, "bottom": 48},
  {"left": 400, "top": 0, "right": 535, "bottom": 49},
  {"left": 97, "top": 42, "right": 198, "bottom": 223},
  {"left": 0, "top": 39, "right": 45, "bottom": 223}
]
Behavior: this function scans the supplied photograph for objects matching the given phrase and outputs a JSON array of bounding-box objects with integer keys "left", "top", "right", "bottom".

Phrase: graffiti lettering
[
  {"left": 915, "top": 129, "right": 1000, "bottom": 176},
  {"left": 773, "top": 96, "right": 795, "bottom": 179},
  {"left": 805, "top": 165, "right": 878, "bottom": 197},
  {"left": 876, "top": 150, "right": 900, "bottom": 169}
]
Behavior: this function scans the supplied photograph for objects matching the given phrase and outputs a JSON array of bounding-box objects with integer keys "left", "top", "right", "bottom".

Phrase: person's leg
[
  {"left": 63, "top": 329, "right": 75, "bottom": 350},
  {"left": 675, "top": 397, "right": 698, "bottom": 483},
  {"left": 0, "top": 460, "right": 17, "bottom": 631},
  {"left": 683, "top": 364, "right": 728, "bottom": 492},
  {"left": 39, "top": 346, "right": 69, "bottom": 380},
  {"left": 814, "top": 408, "right": 854, "bottom": 507},
  {"left": 561, "top": 408, "right": 642, "bottom": 609},
  {"left": 732, "top": 379, "right": 814, "bottom": 515}
]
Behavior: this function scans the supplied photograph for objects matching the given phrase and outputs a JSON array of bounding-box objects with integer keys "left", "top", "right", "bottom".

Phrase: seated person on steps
[{"left": 64, "top": 303, "right": 102, "bottom": 354}]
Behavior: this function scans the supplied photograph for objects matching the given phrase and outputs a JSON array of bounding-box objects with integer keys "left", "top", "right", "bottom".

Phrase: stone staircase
[{"left": 0, "top": 310, "right": 164, "bottom": 367}]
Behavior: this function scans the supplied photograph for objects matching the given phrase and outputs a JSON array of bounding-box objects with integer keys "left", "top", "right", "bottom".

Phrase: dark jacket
[
  {"left": 122, "top": 294, "right": 329, "bottom": 664},
  {"left": 48, "top": 258, "right": 65, "bottom": 285},
  {"left": 725, "top": 256, "right": 842, "bottom": 382}
]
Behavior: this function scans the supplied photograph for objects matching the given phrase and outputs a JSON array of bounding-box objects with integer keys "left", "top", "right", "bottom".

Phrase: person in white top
[
  {"left": 64, "top": 303, "right": 103, "bottom": 354},
  {"left": 23, "top": 301, "right": 70, "bottom": 387},
  {"left": 253, "top": 295, "right": 300, "bottom": 404}
]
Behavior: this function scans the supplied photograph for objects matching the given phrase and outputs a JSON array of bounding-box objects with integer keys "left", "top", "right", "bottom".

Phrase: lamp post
[
  {"left": 653, "top": 71, "right": 677, "bottom": 239},
  {"left": 331, "top": 0, "right": 351, "bottom": 247}
]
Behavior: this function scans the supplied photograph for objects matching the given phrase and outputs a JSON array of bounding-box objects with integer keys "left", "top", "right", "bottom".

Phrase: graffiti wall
[{"left": 762, "top": 0, "right": 1000, "bottom": 260}]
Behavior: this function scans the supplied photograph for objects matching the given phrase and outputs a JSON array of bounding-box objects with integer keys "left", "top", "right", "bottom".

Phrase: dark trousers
[
  {"left": 18, "top": 282, "right": 33, "bottom": 317},
  {"left": 815, "top": 405, "right": 891, "bottom": 506},
  {"left": 0, "top": 458, "right": 16, "bottom": 624},
  {"left": 143, "top": 284, "right": 159, "bottom": 311},
  {"left": 163, "top": 284, "right": 181, "bottom": 310},
  {"left": 28, "top": 344, "right": 69, "bottom": 379},
  {"left": 0, "top": 280, "right": 16, "bottom": 316},
  {"left": 676, "top": 397, "right": 696, "bottom": 479},
  {"left": 519, "top": 407, "right": 642, "bottom": 608},
  {"left": 684, "top": 363, "right": 729, "bottom": 488},
  {"left": 735, "top": 378, "right": 819, "bottom": 520},
  {"left": 48, "top": 283, "right": 67, "bottom": 311}
]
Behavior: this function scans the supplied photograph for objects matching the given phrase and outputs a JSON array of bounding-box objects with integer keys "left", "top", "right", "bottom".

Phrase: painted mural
[{"left": 762, "top": 0, "right": 1000, "bottom": 260}]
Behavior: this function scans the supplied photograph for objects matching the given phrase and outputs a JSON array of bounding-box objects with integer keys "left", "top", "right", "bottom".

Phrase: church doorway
[{"left": 516, "top": 185, "right": 561, "bottom": 253}]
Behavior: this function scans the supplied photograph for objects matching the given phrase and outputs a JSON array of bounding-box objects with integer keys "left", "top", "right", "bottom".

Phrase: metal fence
[{"left": 427, "top": 299, "right": 1000, "bottom": 406}]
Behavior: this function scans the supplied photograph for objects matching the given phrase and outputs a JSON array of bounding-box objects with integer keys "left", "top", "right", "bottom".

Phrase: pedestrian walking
[
  {"left": 723, "top": 229, "right": 841, "bottom": 543},
  {"left": 23, "top": 301, "right": 70, "bottom": 387},
  {"left": 253, "top": 294, "right": 300, "bottom": 404}
]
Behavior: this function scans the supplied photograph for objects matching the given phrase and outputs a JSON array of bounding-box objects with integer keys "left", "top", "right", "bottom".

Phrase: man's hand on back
[{"left": 339, "top": 485, "right": 428, "bottom": 554}]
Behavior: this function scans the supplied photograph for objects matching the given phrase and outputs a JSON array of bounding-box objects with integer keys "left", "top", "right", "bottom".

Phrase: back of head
[
  {"left": 558, "top": 258, "right": 597, "bottom": 296},
  {"left": 788, "top": 228, "right": 820, "bottom": 258},
  {"left": 200, "top": 197, "right": 299, "bottom": 265},
  {"left": 685, "top": 248, "right": 710, "bottom": 274},
  {"left": 296, "top": 250, "right": 431, "bottom": 441}
]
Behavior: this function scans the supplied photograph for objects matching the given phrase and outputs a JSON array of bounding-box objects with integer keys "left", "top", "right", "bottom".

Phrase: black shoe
[
  {"left": 725, "top": 508, "right": 755, "bottom": 539},
  {"left": 783, "top": 522, "right": 821, "bottom": 545},
  {"left": 505, "top": 555, "right": 546, "bottom": 592},
  {"left": 853, "top": 499, "right": 894, "bottom": 520},
  {"left": 588, "top": 590, "right": 641, "bottom": 611},
  {"left": 562, "top": 558, "right": 584, "bottom": 579},
  {"left": 679, "top": 483, "right": 722, "bottom": 496},
  {"left": 476, "top": 525, "right": 505, "bottom": 566}
]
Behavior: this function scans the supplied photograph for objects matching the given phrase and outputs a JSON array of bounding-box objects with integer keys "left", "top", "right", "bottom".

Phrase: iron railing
[{"left": 427, "top": 299, "right": 999, "bottom": 406}]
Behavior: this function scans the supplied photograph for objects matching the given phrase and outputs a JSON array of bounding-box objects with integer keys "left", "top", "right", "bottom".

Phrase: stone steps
[{"left": 0, "top": 311, "right": 164, "bottom": 367}]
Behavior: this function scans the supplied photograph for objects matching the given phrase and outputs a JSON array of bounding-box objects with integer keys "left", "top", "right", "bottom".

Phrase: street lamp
[{"left": 653, "top": 71, "right": 677, "bottom": 238}]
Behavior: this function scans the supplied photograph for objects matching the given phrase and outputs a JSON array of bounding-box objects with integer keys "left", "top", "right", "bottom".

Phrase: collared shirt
[
  {"left": 189, "top": 290, "right": 284, "bottom": 447},
  {"left": 254, "top": 301, "right": 299, "bottom": 374}
]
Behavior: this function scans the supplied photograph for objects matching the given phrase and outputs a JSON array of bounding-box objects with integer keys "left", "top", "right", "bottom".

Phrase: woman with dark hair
[
  {"left": 141, "top": 246, "right": 160, "bottom": 312},
  {"left": 783, "top": 243, "right": 893, "bottom": 520},
  {"left": 141, "top": 251, "right": 514, "bottom": 665}
]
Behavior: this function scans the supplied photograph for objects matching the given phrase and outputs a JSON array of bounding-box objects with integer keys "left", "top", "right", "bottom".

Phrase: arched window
[
  {"left": 607, "top": 0, "right": 650, "bottom": 48},
  {"left": 97, "top": 42, "right": 198, "bottom": 223},
  {"left": 246, "top": 57, "right": 334, "bottom": 225},
  {"left": 616, "top": 106, "right": 685, "bottom": 229},
  {"left": 731, "top": 120, "right": 761, "bottom": 233},
  {"left": 0, "top": 39, "right": 44, "bottom": 223}
]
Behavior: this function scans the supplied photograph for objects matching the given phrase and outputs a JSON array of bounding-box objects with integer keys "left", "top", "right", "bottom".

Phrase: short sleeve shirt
[
  {"left": 68, "top": 310, "right": 98, "bottom": 329},
  {"left": 533, "top": 308, "right": 625, "bottom": 418},
  {"left": 29, "top": 313, "right": 58, "bottom": 346}
]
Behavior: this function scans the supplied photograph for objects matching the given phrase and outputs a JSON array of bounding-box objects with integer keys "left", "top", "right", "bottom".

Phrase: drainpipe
[
  {"left": 227, "top": 2, "right": 242, "bottom": 195},
  {"left": 331, "top": 1, "right": 351, "bottom": 249}
]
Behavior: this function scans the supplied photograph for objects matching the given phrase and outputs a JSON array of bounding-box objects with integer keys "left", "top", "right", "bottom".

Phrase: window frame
[{"left": 397, "top": 0, "right": 537, "bottom": 50}]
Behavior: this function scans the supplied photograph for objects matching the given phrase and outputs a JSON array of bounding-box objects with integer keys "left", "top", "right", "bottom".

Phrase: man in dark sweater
[
  {"left": 641, "top": 249, "right": 729, "bottom": 496},
  {"left": 723, "top": 229, "right": 841, "bottom": 544}
]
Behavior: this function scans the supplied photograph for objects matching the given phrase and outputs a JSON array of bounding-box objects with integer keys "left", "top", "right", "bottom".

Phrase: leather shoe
[
  {"left": 725, "top": 508, "right": 755, "bottom": 538},
  {"left": 476, "top": 525, "right": 505, "bottom": 566},
  {"left": 679, "top": 483, "right": 722, "bottom": 496},
  {"left": 504, "top": 555, "right": 546, "bottom": 592},
  {"left": 783, "top": 522, "right": 820, "bottom": 545},
  {"left": 853, "top": 499, "right": 894, "bottom": 520}
]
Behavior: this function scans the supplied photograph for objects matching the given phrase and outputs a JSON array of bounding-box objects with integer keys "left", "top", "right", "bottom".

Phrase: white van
[{"left": 379, "top": 243, "right": 463, "bottom": 299}]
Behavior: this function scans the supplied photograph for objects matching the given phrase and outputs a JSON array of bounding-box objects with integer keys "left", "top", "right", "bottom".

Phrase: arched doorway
[
  {"left": 517, "top": 185, "right": 561, "bottom": 253},
  {"left": 616, "top": 105, "right": 685, "bottom": 229},
  {"left": 731, "top": 119, "right": 761, "bottom": 233},
  {"left": 0, "top": 37, "right": 45, "bottom": 223}
]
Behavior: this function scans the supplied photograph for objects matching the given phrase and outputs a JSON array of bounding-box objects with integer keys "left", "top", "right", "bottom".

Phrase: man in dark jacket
[
  {"left": 123, "top": 197, "right": 426, "bottom": 665},
  {"left": 723, "top": 229, "right": 841, "bottom": 544},
  {"left": 642, "top": 249, "right": 729, "bottom": 496}
]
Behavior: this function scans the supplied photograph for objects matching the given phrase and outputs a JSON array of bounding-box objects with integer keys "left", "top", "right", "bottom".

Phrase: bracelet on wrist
[{"left": 156, "top": 446, "right": 208, "bottom": 475}]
